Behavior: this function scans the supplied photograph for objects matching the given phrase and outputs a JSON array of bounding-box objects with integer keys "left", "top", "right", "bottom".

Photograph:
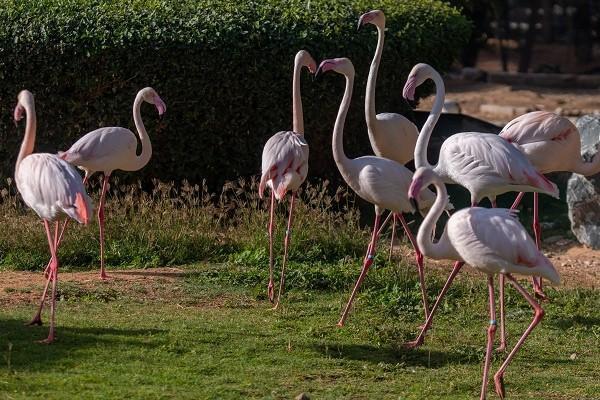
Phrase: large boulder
[{"left": 567, "top": 115, "right": 600, "bottom": 248}]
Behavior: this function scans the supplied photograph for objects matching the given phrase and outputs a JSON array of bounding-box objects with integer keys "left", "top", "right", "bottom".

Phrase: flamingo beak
[
  {"left": 410, "top": 197, "right": 419, "bottom": 212},
  {"left": 13, "top": 105, "right": 24, "bottom": 127},
  {"left": 403, "top": 76, "right": 417, "bottom": 102},
  {"left": 357, "top": 15, "right": 366, "bottom": 30},
  {"left": 154, "top": 96, "right": 167, "bottom": 116}
]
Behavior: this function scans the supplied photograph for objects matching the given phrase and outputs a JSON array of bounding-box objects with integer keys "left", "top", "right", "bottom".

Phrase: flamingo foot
[
  {"left": 37, "top": 333, "right": 55, "bottom": 344},
  {"left": 26, "top": 314, "right": 43, "bottom": 326},
  {"left": 493, "top": 372, "right": 506, "bottom": 399},
  {"left": 267, "top": 280, "right": 275, "bottom": 303},
  {"left": 495, "top": 342, "right": 507, "bottom": 353},
  {"left": 403, "top": 337, "right": 424, "bottom": 350},
  {"left": 336, "top": 320, "right": 345, "bottom": 328}
]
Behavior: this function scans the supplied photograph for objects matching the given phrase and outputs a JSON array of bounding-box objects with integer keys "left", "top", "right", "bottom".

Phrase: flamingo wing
[
  {"left": 448, "top": 207, "right": 559, "bottom": 283},
  {"left": 60, "top": 127, "right": 137, "bottom": 170},
  {"left": 259, "top": 131, "right": 308, "bottom": 199},
  {"left": 500, "top": 111, "right": 576, "bottom": 144},
  {"left": 16, "top": 153, "right": 92, "bottom": 223}
]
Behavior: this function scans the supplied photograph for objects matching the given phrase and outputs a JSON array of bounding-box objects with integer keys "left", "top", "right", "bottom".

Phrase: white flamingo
[
  {"left": 55, "top": 87, "right": 166, "bottom": 279},
  {"left": 401, "top": 63, "right": 559, "bottom": 349},
  {"left": 408, "top": 166, "right": 559, "bottom": 400},
  {"left": 316, "top": 57, "right": 450, "bottom": 326},
  {"left": 358, "top": 9, "right": 420, "bottom": 256},
  {"left": 259, "top": 50, "right": 316, "bottom": 307},
  {"left": 14, "top": 90, "right": 92, "bottom": 343}
]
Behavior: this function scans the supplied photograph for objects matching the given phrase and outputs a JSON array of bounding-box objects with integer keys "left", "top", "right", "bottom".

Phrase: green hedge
[{"left": 0, "top": 0, "right": 470, "bottom": 188}]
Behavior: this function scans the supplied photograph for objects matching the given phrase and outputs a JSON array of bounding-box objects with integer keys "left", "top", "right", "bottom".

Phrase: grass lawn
[{"left": 0, "top": 262, "right": 599, "bottom": 399}]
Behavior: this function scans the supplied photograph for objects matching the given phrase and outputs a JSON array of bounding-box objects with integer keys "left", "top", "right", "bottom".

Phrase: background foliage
[{"left": 0, "top": 0, "right": 470, "bottom": 188}]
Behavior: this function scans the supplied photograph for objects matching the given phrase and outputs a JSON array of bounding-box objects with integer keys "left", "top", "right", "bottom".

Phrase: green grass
[{"left": 1, "top": 262, "right": 598, "bottom": 399}]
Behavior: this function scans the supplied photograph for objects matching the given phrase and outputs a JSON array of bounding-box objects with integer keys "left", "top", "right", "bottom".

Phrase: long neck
[
  {"left": 417, "top": 174, "right": 455, "bottom": 260},
  {"left": 414, "top": 71, "right": 445, "bottom": 169},
  {"left": 15, "top": 99, "right": 37, "bottom": 174},
  {"left": 131, "top": 92, "right": 152, "bottom": 170},
  {"left": 332, "top": 73, "right": 353, "bottom": 171},
  {"left": 365, "top": 25, "right": 384, "bottom": 129},
  {"left": 292, "top": 60, "right": 304, "bottom": 134}
]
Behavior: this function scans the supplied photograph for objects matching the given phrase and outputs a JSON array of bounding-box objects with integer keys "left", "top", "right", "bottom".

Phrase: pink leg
[
  {"left": 494, "top": 274, "right": 544, "bottom": 399},
  {"left": 337, "top": 213, "right": 382, "bottom": 327},
  {"left": 480, "top": 276, "right": 497, "bottom": 400},
  {"left": 397, "top": 214, "right": 430, "bottom": 321},
  {"left": 38, "top": 220, "right": 59, "bottom": 344},
  {"left": 404, "top": 261, "right": 464, "bottom": 349},
  {"left": 98, "top": 173, "right": 110, "bottom": 280},
  {"left": 388, "top": 214, "right": 397, "bottom": 262},
  {"left": 27, "top": 270, "right": 52, "bottom": 326},
  {"left": 497, "top": 274, "right": 507, "bottom": 352},
  {"left": 267, "top": 190, "right": 276, "bottom": 303},
  {"left": 273, "top": 193, "right": 296, "bottom": 309},
  {"left": 532, "top": 193, "right": 547, "bottom": 300},
  {"left": 510, "top": 192, "right": 525, "bottom": 210}
]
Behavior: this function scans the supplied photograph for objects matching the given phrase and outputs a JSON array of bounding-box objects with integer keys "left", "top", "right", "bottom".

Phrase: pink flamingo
[
  {"left": 497, "top": 110, "right": 600, "bottom": 348},
  {"left": 55, "top": 87, "right": 166, "bottom": 279},
  {"left": 358, "top": 9, "right": 420, "bottom": 257},
  {"left": 316, "top": 57, "right": 450, "bottom": 327},
  {"left": 402, "top": 63, "right": 559, "bottom": 350},
  {"left": 408, "top": 166, "right": 559, "bottom": 400},
  {"left": 259, "top": 50, "right": 316, "bottom": 307},
  {"left": 14, "top": 90, "right": 92, "bottom": 343}
]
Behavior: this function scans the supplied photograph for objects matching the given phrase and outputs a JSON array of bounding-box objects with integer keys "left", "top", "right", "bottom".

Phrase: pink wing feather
[{"left": 500, "top": 111, "right": 576, "bottom": 145}]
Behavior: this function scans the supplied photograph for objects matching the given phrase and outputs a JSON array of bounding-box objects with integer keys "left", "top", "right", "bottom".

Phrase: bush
[{"left": 0, "top": 0, "right": 470, "bottom": 188}]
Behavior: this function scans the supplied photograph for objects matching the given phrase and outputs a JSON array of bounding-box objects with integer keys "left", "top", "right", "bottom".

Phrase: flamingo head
[
  {"left": 295, "top": 50, "right": 317, "bottom": 74},
  {"left": 140, "top": 87, "right": 167, "bottom": 116},
  {"left": 402, "top": 63, "right": 433, "bottom": 101},
  {"left": 357, "top": 10, "right": 385, "bottom": 30},
  {"left": 408, "top": 167, "right": 437, "bottom": 209},
  {"left": 315, "top": 58, "right": 354, "bottom": 79},
  {"left": 14, "top": 90, "right": 34, "bottom": 124}
]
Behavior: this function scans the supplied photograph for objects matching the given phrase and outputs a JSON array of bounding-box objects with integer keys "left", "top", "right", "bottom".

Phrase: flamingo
[
  {"left": 316, "top": 57, "right": 450, "bottom": 326},
  {"left": 259, "top": 50, "right": 316, "bottom": 307},
  {"left": 496, "top": 110, "right": 600, "bottom": 348},
  {"left": 401, "top": 63, "right": 560, "bottom": 350},
  {"left": 358, "top": 9, "right": 420, "bottom": 258},
  {"left": 408, "top": 166, "right": 559, "bottom": 400},
  {"left": 55, "top": 87, "right": 166, "bottom": 280},
  {"left": 14, "top": 90, "right": 92, "bottom": 343}
]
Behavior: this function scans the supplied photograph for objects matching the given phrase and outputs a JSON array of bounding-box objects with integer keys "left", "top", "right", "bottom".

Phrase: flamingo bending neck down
[
  {"left": 259, "top": 50, "right": 316, "bottom": 308},
  {"left": 409, "top": 166, "right": 559, "bottom": 400},
  {"left": 14, "top": 90, "right": 92, "bottom": 343},
  {"left": 53, "top": 87, "right": 165, "bottom": 280},
  {"left": 401, "top": 63, "right": 559, "bottom": 350},
  {"left": 316, "top": 57, "right": 452, "bottom": 327},
  {"left": 358, "top": 9, "right": 420, "bottom": 259}
]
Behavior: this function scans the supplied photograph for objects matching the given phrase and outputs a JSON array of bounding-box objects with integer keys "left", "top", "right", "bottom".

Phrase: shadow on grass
[
  {"left": 0, "top": 318, "right": 166, "bottom": 371},
  {"left": 312, "top": 342, "right": 481, "bottom": 368},
  {"left": 549, "top": 315, "right": 600, "bottom": 330}
]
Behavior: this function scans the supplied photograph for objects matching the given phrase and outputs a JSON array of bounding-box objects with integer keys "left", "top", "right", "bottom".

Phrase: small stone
[
  {"left": 555, "top": 107, "right": 564, "bottom": 115},
  {"left": 295, "top": 393, "right": 310, "bottom": 400},
  {"left": 442, "top": 100, "right": 461, "bottom": 114},
  {"left": 569, "top": 353, "right": 577, "bottom": 360}
]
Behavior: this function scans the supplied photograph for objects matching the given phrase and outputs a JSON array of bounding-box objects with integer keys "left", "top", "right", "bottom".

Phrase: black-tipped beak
[
  {"left": 410, "top": 197, "right": 419, "bottom": 212},
  {"left": 357, "top": 18, "right": 364, "bottom": 31},
  {"left": 314, "top": 66, "right": 323, "bottom": 81}
]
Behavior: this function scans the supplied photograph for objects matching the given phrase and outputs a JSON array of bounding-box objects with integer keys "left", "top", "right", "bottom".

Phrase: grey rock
[{"left": 567, "top": 115, "right": 600, "bottom": 249}]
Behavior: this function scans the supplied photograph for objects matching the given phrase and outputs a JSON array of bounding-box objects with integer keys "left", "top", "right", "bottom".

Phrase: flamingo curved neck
[
  {"left": 16, "top": 97, "right": 37, "bottom": 174},
  {"left": 417, "top": 173, "right": 455, "bottom": 260},
  {"left": 130, "top": 92, "right": 152, "bottom": 171},
  {"left": 332, "top": 72, "right": 353, "bottom": 177},
  {"left": 292, "top": 59, "right": 305, "bottom": 134},
  {"left": 414, "top": 69, "right": 445, "bottom": 169},
  {"left": 365, "top": 24, "right": 384, "bottom": 131}
]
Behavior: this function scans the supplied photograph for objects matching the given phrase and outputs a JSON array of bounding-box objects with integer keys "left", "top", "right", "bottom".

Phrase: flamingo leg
[
  {"left": 404, "top": 261, "right": 464, "bottom": 349},
  {"left": 532, "top": 193, "right": 548, "bottom": 300},
  {"left": 267, "top": 189, "right": 276, "bottom": 303},
  {"left": 510, "top": 192, "right": 525, "bottom": 210},
  {"left": 497, "top": 274, "right": 507, "bottom": 352},
  {"left": 27, "top": 269, "right": 52, "bottom": 326},
  {"left": 494, "top": 274, "right": 544, "bottom": 399},
  {"left": 98, "top": 173, "right": 111, "bottom": 280},
  {"left": 272, "top": 192, "right": 296, "bottom": 309},
  {"left": 480, "top": 276, "right": 497, "bottom": 400},
  {"left": 337, "top": 213, "right": 382, "bottom": 327},
  {"left": 388, "top": 214, "right": 397, "bottom": 262},
  {"left": 397, "top": 213, "right": 430, "bottom": 321},
  {"left": 38, "top": 220, "right": 59, "bottom": 344}
]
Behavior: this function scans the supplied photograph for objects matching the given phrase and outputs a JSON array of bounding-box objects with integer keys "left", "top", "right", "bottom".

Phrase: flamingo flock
[{"left": 9, "top": 7, "right": 597, "bottom": 399}]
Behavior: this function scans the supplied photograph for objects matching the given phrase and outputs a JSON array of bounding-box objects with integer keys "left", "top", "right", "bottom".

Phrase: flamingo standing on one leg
[
  {"left": 14, "top": 90, "right": 92, "bottom": 342},
  {"left": 408, "top": 166, "right": 559, "bottom": 400},
  {"left": 358, "top": 9, "right": 420, "bottom": 258},
  {"left": 316, "top": 57, "right": 450, "bottom": 326},
  {"left": 401, "top": 63, "right": 559, "bottom": 349},
  {"left": 495, "top": 110, "right": 600, "bottom": 349},
  {"left": 55, "top": 87, "right": 165, "bottom": 280},
  {"left": 259, "top": 50, "right": 316, "bottom": 307}
]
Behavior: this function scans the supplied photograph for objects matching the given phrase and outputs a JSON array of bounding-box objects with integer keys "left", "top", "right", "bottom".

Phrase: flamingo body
[
  {"left": 259, "top": 130, "right": 308, "bottom": 200},
  {"left": 368, "top": 112, "right": 418, "bottom": 165}
]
